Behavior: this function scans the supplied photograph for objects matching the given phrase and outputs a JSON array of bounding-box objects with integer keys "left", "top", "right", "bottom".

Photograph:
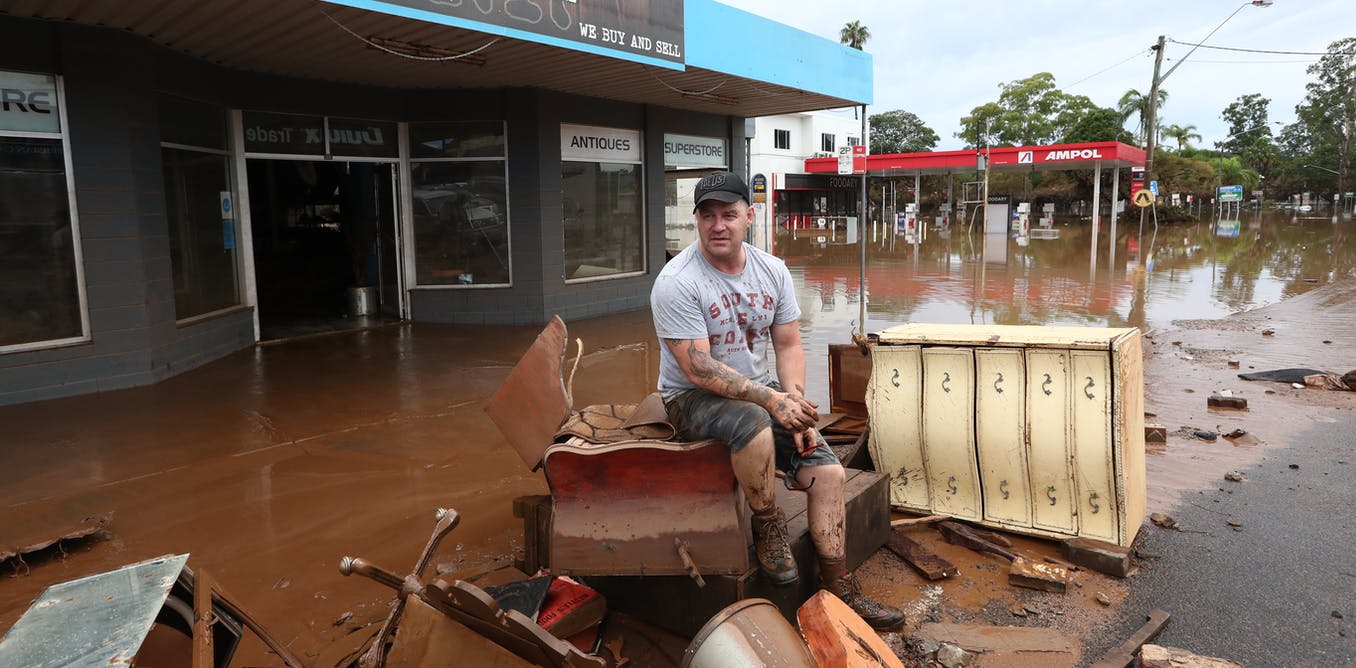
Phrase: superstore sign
[{"left": 663, "top": 133, "right": 725, "bottom": 168}]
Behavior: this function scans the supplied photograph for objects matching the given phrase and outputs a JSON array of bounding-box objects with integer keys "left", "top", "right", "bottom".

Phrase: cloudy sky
[{"left": 719, "top": 0, "right": 1351, "bottom": 150}]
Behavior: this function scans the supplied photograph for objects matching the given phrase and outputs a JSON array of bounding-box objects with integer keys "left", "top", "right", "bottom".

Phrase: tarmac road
[{"left": 1083, "top": 412, "right": 1356, "bottom": 666}]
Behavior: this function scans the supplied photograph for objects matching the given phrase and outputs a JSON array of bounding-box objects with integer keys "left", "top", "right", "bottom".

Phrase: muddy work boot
[
  {"left": 824, "top": 570, "right": 905, "bottom": 630},
  {"left": 750, "top": 507, "right": 798, "bottom": 585}
]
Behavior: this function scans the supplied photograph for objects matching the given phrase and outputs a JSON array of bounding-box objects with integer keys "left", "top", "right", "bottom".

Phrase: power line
[
  {"left": 1165, "top": 38, "right": 1355, "bottom": 57},
  {"left": 1168, "top": 58, "right": 1319, "bottom": 64},
  {"left": 1064, "top": 48, "right": 1152, "bottom": 90}
]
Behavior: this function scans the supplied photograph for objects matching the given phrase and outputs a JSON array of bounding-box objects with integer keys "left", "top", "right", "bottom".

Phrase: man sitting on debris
[{"left": 650, "top": 171, "right": 904, "bottom": 629}]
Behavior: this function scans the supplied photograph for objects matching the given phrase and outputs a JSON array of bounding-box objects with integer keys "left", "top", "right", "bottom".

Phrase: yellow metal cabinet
[
  {"left": 865, "top": 346, "right": 929, "bottom": 509},
  {"left": 921, "top": 348, "right": 982, "bottom": 521},
  {"left": 870, "top": 324, "right": 1146, "bottom": 547},
  {"left": 975, "top": 349, "right": 1031, "bottom": 527},
  {"left": 1025, "top": 350, "right": 1077, "bottom": 534}
]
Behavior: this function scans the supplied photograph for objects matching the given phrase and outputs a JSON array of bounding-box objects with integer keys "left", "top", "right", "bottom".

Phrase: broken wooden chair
[
  {"left": 484, "top": 316, "right": 752, "bottom": 584},
  {"left": 339, "top": 506, "right": 604, "bottom": 668}
]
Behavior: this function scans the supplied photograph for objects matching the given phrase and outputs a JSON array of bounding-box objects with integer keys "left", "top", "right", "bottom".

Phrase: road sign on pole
[
  {"left": 837, "top": 146, "right": 853, "bottom": 175},
  {"left": 1133, "top": 189, "right": 1154, "bottom": 208},
  {"left": 1218, "top": 185, "right": 1243, "bottom": 203}
]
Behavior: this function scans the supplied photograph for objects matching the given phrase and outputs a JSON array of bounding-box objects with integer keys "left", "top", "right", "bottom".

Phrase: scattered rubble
[
  {"left": 1224, "top": 471, "right": 1244, "bottom": 482},
  {"left": 1150, "top": 513, "right": 1179, "bottom": 530},
  {"left": 1140, "top": 644, "right": 1244, "bottom": 668}
]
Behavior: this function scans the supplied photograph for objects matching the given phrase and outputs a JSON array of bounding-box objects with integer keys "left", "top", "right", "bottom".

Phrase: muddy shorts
[{"left": 663, "top": 382, "right": 840, "bottom": 489}]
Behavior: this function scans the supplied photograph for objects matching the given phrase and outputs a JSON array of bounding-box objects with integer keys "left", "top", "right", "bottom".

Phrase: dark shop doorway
[{"left": 246, "top": 159, "right": 402, "bottom": 341}]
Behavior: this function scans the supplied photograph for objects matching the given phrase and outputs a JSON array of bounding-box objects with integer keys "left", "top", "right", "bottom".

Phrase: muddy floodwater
[
  {"left": 1, "top": 211, "right": 1353, "bottom": 664},
  {"left": 788, "top": 211, "right": 1355, "bottom": 398}
]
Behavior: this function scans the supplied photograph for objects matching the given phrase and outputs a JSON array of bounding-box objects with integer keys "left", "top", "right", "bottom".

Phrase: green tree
[
  {"left": 1117, "top": 88, "right": 1168, "bottom": 144},
  {"left": 1062, "top": 107, "right": 1134, "bottom": 144},
  {"left": 839, "top": 20, "right": 870, "bottom": 50},
  {"left": 1241, "top": 135, "right": 1279, "bottom": 176},
  {"left": 1218, "top": 93, "right": 1272, "bottom": 154},
  {"left": 868, "top": 109, "right": 939, "bottom": 154},
  {"left": 1295, "top": 37, "right": 1356, "bottom": 202},
  {"left": 956, "top": 73, "right": 1098, "bottom": 147},
  {"left": 1160, "top": 123, "right": 1202, "bottom": 151}
]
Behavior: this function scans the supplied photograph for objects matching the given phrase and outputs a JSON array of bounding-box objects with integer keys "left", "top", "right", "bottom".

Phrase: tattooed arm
[{"left": 662, "top": 336, "right": 819, "bottom": 431}]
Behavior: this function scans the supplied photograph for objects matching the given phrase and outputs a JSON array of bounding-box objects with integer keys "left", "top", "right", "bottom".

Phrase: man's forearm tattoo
[{"left": 665, "top": 339, "right": 773, "bottom": 406}]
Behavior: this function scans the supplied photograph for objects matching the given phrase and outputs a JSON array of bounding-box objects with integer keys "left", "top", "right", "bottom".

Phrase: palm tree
[
  {"left": 1161, "top": 123, "right": 1202, "bottom": 151},
  {"left": 1117, "top": 88, "right": 1169, "bottom": 145},
  {"left": 839, "top": 21, "right": 870, "bottom": 50}
]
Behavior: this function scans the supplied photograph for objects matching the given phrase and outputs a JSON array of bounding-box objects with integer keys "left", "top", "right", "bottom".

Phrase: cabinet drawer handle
[
  {"left": 1042, "top": 373, "right": 1053, "bottom": 396},
  {"left": 993, "top": 372, "right": 1004, "bottom": 394},
  {"left": 1089, "top": 491, "right": 1101, "bottom": 514},
  {"left": 1046, "top": 486, "right": 1057, "bottom": 506},
  {"left": 947, "top": 476, "right": 958, "bottom": 495},
  {"left": 891, "top": 368, "right": 900, "bottom": 387},
  {"left": 1000, "top": 479, "right": 1009, "bottom": 499},
  {"left": 942, "top": 372, "right": 952, "bottom": 393},
  {"left": 1084, "top": 376, "right": 1096, "bottom": 400}
]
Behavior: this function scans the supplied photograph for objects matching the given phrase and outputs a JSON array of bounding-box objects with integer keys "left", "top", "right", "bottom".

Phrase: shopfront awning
[{"left": 2, "top": 0, "right": 870, "bottom": 117}]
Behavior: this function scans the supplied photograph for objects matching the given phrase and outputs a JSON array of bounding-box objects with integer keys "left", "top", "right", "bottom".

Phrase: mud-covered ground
[{"left": 2, "top": 279, "right": 1354, "bottom": 665}]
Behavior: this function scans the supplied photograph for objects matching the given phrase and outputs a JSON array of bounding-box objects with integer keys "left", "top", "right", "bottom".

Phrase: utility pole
[
  {"left": 858, "top": 104, "right": 868, "bottom": 337},
  {"left": 1144, "top": 35, "right": 1166, "bottom": 184}
]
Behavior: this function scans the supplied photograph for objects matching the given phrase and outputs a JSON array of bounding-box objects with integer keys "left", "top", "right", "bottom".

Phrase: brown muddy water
[{"left": 1, "top": 211, "right": 1353, "bottom": 664}]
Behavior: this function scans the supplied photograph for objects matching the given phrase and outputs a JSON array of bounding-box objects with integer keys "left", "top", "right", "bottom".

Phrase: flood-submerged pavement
[
  {"left": 0, "top": 314, "right": 665, "bottom": 663},
  {"left": 0, "top": 213, "right": 1353, "bottom": 664}
]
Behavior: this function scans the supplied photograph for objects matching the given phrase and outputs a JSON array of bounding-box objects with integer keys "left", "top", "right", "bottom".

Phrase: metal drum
[{"left": 682, "top": 598, "right": 815, "bottom": 668}]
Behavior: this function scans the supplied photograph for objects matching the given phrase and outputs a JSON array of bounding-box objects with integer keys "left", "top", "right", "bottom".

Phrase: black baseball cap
[{"left": 693, "top": 171, "right": 750, "bottom": 211}]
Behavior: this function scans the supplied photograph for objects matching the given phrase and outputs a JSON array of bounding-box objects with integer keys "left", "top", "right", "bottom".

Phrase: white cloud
[{"left": 720, "top": 0, "right": 1349, "bottom": 150}]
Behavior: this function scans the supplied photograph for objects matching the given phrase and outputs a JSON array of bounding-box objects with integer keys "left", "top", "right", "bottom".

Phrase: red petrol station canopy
[{"left": 804, "top": 141, "right": 1145, "bottom": 176}]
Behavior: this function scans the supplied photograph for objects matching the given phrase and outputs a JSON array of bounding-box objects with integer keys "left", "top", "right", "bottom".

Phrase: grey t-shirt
[{"left": 651, "top": 242, "right": 801, "bottom": 397}]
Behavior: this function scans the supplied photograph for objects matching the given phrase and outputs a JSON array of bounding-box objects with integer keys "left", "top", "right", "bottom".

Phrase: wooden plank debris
[
  {"left": 937, "top": 522, "right": 1068, "bottom": 593},
  {"left": 884, "top": 533, "right": 957, "bottom": 580},
  {"left": 1090, "top": 609, "right": 1171, "bottom": 668},
  {"left": 889, "top": 515, "right": 945, "bottom": 528},
  {"left": 1062, "top": 537, "right": 1133, "bottom": 577},
  {"left": 1140, "top": 644, "right": 1244, "bottom": 668}
]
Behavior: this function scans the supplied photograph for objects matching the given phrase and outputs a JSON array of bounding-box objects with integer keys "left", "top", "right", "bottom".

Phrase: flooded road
[{"left": 1, "top": 211, "right": 1353, "bottom": 664}]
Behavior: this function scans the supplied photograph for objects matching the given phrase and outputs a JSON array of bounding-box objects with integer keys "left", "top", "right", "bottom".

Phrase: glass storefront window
[
  {"left": 162, "top": 148, "right": 239, "bottom": 318},
  {"left": 160, "top": 96, "right": 240, "bottom": 321},
  {"left": 0, "top": 69, "right": 86, "bottom": 351},
  {"left": 560, "top": 123, "right": 644, "bottom": 281},
  {"left": 563, "top": 162, "right": 643, "bottom": 280},
  {"left": 409, "top": 121, "right": 509, "bottom": 286},
  {"left": 0, "top": 137, "right": 83, "bottom": 348}
]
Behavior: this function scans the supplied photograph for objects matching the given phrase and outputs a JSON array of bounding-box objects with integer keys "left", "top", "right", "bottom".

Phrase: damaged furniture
[
  {"left": 867, "top": 324, "right": 1146, "bottom": 547},
  {"left": 488, "top": 317, "right": 890, "bottom": 636}
]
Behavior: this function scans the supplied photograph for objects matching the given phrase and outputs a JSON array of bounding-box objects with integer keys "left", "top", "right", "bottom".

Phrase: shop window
[
  {"left": 821, "top": 133, "right": 835, "bottom": 153},
  {"left": 774, "top": 129, "right": 790, "bottom": 150},
  {"left": 0, "top": 71, "right": 87, "bottom": 351},
  {"left": 848, "top": 136, "right": 861, "bottom": 147},
  {"left": 160, "top": 96, "right": 240, "bottom": 320},
  {"left": 409, "top": 122, "right": 510, "bottom": 286},
  {"left": 561, "top": 123, "right": 644, "bottom": 281}
]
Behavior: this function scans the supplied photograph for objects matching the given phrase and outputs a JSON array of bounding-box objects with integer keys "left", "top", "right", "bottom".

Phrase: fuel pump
[
  {"left": 1040, "top": 202, "right": 1054, "bottom": 228},
  {"left": 1015, "top": 202, "right": 1030, "bottom": 236},
  {"left": 902, "top": 203, "right": 919, "bottom": 243}
]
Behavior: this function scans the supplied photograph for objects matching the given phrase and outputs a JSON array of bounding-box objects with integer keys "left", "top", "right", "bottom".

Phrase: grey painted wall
[{"left": 0, "top": 16, "right": 744, "bottom": 405}]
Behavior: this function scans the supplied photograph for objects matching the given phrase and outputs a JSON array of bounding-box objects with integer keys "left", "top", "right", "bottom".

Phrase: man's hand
[
  {"left": 792, "top": 427, "right": 820, "bottom": 457},
  {"left": 767, "top": 390, "right": 818, "bottom": 432}
]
